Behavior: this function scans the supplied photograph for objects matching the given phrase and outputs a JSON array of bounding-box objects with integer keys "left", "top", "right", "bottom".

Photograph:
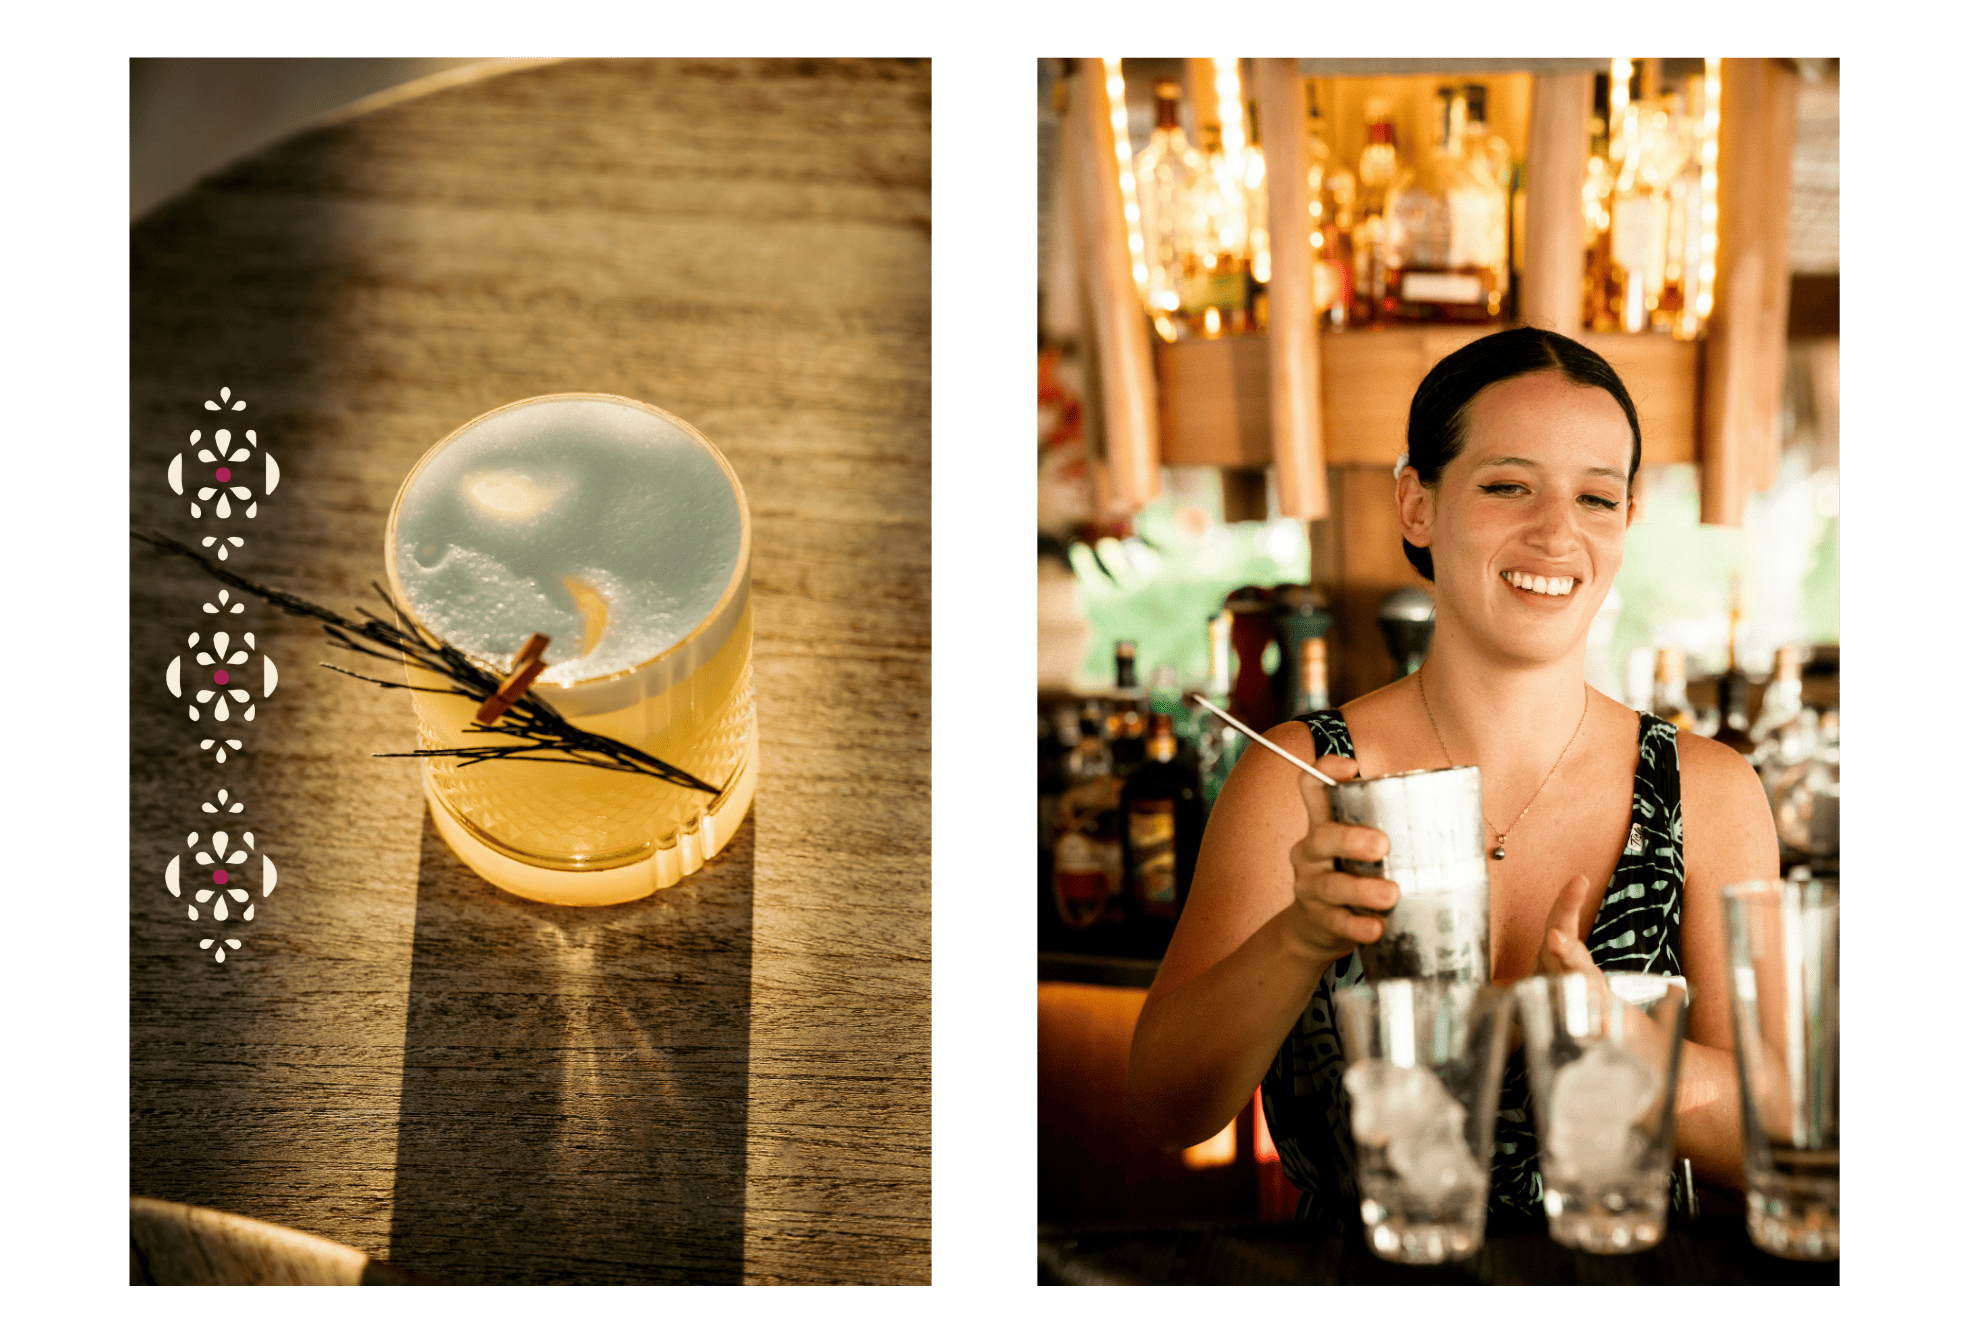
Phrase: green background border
[{"left": 11, "top": 15, "right": 1953, "bottom": 1338}]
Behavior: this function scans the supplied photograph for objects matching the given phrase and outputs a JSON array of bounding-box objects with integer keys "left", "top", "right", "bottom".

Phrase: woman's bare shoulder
[
  {"left": 1676, "top": 730, "right": 1779, "bottom": 880},
  {"left": 1677, "top": 730, "right": 1767, "bottom": 811}
]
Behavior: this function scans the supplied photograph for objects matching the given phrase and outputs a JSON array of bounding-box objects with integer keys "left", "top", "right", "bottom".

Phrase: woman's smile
[{"left": 1501, "top": 570, "right": 1577, "bottom": 597}]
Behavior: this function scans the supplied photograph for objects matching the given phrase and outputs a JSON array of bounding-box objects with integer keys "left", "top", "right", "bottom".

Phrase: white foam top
[{"left": 392, "top": 398, "right": 743, "bottom": 684}]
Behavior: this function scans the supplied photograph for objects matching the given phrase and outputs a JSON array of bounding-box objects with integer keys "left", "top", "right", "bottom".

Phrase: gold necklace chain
[{"left": 1416, "top": 664, "right": 1590, "bottom": 861}]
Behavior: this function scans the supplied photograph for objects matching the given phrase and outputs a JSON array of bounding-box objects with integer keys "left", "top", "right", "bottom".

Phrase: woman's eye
[
  {"left": 1580, "top": 494, "right": 1621, "bottom": 510},
  {"left": 1478, "top": 483, "right": 1525, "bottom": 496}
]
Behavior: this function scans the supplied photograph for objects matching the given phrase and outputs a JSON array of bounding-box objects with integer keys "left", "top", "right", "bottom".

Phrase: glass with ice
[
  {"left": 385, "top": 394, "right": 756, "bottom": 906},
  {"left": 1333, "top": 978, "right": 1513, "bottom": 1263},
  {"left": 1723, "top": 877, "right": 1837, "bottom": 1260},
  {"left": 1514, "top": 972, "right": 1689, "bottom": 1253}
]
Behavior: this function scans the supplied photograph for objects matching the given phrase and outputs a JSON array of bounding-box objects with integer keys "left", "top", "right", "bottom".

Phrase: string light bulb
[
  {"left": 1103, "top": 58, "right": 1151, "bottom": 305},
  {"left": 1695, "top": 57, "right": 1721, "bottom": 324}
]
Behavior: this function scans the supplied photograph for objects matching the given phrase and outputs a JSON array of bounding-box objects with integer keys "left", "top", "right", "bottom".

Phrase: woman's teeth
[{"left": 1504, "top": 571, "right": 1574, "bottom": 596}]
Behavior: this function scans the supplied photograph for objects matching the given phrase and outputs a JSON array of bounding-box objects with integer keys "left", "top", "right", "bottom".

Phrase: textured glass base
[
  {"left": 1544, "top": 1182, "right": 1668, "bottom": 1254},
  {"left": 1747, "top": 1178, "right": 1839, "bottom": 1260},
  {"left": 425, "top": 725, "right": 757, "bottom": 905},
  {"left": 1360, "top": 1194, "right": 1485, "bottom": 1264}
]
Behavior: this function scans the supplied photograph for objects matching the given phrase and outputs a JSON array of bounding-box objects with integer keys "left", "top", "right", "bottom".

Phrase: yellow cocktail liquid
[{"left": 386, "top": 394, "right": 756, "bottom": 905}]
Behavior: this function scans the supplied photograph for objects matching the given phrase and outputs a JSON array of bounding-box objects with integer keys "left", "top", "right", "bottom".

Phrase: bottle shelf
[{"left": 1157, "top": 325, "right": 1698, "bottom": 470}]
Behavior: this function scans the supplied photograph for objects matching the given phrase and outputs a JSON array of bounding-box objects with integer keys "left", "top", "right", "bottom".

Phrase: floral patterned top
[{"left": 1259, "top": 708, "right": 1685, "bottom": 1229}]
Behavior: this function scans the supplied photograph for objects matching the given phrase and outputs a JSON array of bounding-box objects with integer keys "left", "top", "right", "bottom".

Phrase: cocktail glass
[
  {"left": 1723, "top": 876, "right": 1838, "bottom": 1260},
  {"left": 1515, "top": 972, "right": 1689, "bottom": 1253},
  {"left": 385, "top": 393, "right": 756, "bottom": 905},
  {"left": 1333, "top": 977, "right": 1513, "bottom": 1263},
  {"left": 1319, "top": 764, "right": 1491, "bottom": 984}
]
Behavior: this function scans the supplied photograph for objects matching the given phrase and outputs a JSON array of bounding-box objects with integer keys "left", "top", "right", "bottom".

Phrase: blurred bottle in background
[
  {"left": 1749, "top": 645, "right": 1816, "bottom": 796},
  {"left": 1651, "top": 647, "right": 1698, "bottom": 732},
  {"left": 1122, "top": 711, "right": 1204, "bottom": 956},
  {"left": 1292, "top": 634, "right": 1331, "bottom": 717},
  {"left": 1191, "top": 609, "right": 1241, "bottom": 805},
  {"left": 1051, "top": 701, "right": 1126, "bottom": 934},
  {"left": 1108, "top": 640, "right": 1148, "bottom": 774},
  {"left": 1136, "top": 79, "right": 1204, "bottom": 342}
]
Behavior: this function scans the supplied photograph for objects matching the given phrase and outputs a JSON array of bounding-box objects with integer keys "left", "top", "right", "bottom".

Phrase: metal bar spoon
[{"left": 1189, "top": 694, "right": 1339, "bottom": 786}]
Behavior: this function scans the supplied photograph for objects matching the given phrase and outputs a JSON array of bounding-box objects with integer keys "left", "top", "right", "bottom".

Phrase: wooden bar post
[
  {"left": 1701, "top": 58, "right": 1798, "bottom": 524},
  {"left": 1254, "top": 58, "right": 1329, "bottom": 520},
  {"left": 1521, "top": 71, "right": 1590, "bottom": 335},
  {"left": 1068, "top": 58, "right": 1161, "bottom": 515}
]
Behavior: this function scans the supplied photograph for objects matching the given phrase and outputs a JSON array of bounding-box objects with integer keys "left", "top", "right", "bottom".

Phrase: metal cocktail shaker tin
[{"left": 1327, "top": 766, "right": 1491, "bottom": 984}]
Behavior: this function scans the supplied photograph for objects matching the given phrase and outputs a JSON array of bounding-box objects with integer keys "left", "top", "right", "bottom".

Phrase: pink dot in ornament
[
  {"left": 214, "top": 669, "right": 230, "bottom": 685},
  {"left": 216, "top": 467, "right": 232, "bottom": 482},
  {"left": 214, "top": 870, "right": 229, "bottom": 884}
]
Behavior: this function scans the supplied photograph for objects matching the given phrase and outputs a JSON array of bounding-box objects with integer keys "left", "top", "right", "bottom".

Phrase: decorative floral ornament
[
  {"left": 165, "top": 828, "right": 277, "bottom": 922},
  {"left": 200, "top": 937, "right": 243, "bottom": 964},
  {"left": 167, "top": 387, "right": 280, "bottom": 528},
  {"left": 167, "top": 630, "right": 277, "bottom": 723},
  {"left": 203, "top": 588, "right": 247, "bottom": 616},
  {"left": 199, "top": 736, "right": 244, "bottom": 764}
]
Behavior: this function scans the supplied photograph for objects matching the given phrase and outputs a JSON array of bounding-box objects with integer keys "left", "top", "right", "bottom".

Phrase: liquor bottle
[
  {"left": 1651, "top": 647, "right": 1698, "bottom": 732},
  {"left": 1656, "top": 73, "right": 1707, "bottom": 338},
  {"left": 1292, "top": 635, "right": 1331, "bottom": 716},
  {"left": 1107, "top": 640, "right": 1148, "bottom": 774},
  {"left": 1711, "top": 595, "right": 1755, "bottom": 753},
  {"left": 1051, "top": 701, "right": 1126, "bottom": 932},
  {"left": 1389, "top": 87, "right": 1509, "bottom": 322},
  {"left": 1749, "top": 646, "right": 1817, "bottom": 799},
  {"left": 1304, "top": 82, "right": 1352, "bottom": 330},
  {"left": 1350, "top": 100, "right": 1400, "bottom": 326},
  {"left": 1771, "top": 707, "right": 1838, "bottom": 873},
  {"left": 1242, "top": 98, "right": 1270, "bottom": 332},
  {"left": 1039, "top": 702, "right": 1072, "bottom": 861},
  {"left": 1273, "top": 584, "right": 1331, "bottom": 716},
  {"left": 1136, "top": 80, "right": 1203, "bottom": 340},
  {"left": 1121, "top": 711, "right": 1204, "bottom": 954},
  {"left": 1179, "top": 122, "right": 1252, "bottom": 337},
  {"left": 1194, "top": 608, "right": 1240, "bottom": 805},
  {"left": 1582, "top": 72, "right": 1619, "bottom": 331},
  {"left": 1608, "top": 93, "right": 1693, "bottom": 334},
  {"left": 1452, "top": 83, "right": 1512, "bottom": 319}
]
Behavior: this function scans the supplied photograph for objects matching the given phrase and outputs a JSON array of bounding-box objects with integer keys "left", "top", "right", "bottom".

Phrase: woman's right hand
[{"left": 1284, "top": 759, "right": 1401, "bottom": 965}]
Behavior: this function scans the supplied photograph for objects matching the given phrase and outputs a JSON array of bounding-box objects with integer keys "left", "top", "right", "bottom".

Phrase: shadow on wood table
[{"left": 387, "top": 809, "right": 755, "bottom": 1284}]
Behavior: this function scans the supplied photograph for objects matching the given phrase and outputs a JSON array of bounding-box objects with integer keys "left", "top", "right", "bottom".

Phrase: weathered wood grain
[{"left": 130, "top": 57, "right": 928, "bottom": 1285}]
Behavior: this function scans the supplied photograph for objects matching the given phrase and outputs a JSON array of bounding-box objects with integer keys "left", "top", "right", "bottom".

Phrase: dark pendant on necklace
[{"left": 1491, "top": 845, "right": 1506, "bottom": 860}]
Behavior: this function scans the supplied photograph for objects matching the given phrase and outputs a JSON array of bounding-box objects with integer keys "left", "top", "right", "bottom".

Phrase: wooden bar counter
[{"left": 129, "top": 58, "right": 929, "bottom": 1285}]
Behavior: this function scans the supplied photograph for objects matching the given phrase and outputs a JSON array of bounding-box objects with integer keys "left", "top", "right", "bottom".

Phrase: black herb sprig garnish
[{"left": 134, "top": 530, "right": 719, "bottom": 793}]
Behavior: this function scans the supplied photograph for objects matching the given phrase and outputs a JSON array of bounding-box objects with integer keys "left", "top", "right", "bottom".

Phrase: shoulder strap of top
[
  {"left": 1633, "top": 711, "right": 1683, "bottom": 825},
  {"left": 1294, "top": 708, "right": 1355, "bottom": 762}
]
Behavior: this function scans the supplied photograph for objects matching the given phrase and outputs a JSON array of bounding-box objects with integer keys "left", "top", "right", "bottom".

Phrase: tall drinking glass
[
  {"left": 1321, "top": 765, "right": 1491, "bottom": 984},
  {"left": 385, "top": 393, "right": 756, "bottom": 906},
  {"left": 1515, "top": 972, "right": 1689, "bottom": 1253},
  {"left": 1722, "top": 877, "right": 1838, "bottom": 1260},
  {"left": 1334, "top": 978, "right": 1513, "bottom": 1263}
]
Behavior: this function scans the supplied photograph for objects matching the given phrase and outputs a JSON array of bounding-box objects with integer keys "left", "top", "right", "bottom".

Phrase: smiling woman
[{"left": 1126, "top": 327, "right": 1778, "bottom": 1233}]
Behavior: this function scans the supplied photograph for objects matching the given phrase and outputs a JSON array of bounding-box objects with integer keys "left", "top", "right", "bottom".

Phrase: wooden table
[{"left": 129, "top": 58, "right": 929, "bottom": 1285}]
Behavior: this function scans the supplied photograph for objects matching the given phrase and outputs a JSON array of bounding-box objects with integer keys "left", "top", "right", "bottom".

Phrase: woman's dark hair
[{"left": 1400, "top": 326, "right": 1642, "bottom": 581}]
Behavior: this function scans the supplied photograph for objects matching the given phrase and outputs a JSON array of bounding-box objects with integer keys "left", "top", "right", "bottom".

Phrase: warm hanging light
[
  {"left": 1695, "top": 57, "right": 1722, "bottom": 324},
  {"left": 1103, "top": 58, "right": 1151, "bottom": 305}
]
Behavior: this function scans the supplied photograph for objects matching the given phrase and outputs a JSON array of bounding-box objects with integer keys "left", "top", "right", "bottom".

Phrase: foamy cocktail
[{"left": 386, "top": 394, "right": 756, "bottom": 905}]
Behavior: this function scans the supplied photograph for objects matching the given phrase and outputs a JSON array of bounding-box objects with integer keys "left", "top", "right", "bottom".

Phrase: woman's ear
[{"left": 1396, "top": 467, "right": 1433, "bottom": 549}]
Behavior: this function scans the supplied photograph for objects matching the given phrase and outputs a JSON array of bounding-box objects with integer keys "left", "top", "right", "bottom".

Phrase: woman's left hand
[{"left": 1535, "top": 875, "right": 1603, "bottom": 979}]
